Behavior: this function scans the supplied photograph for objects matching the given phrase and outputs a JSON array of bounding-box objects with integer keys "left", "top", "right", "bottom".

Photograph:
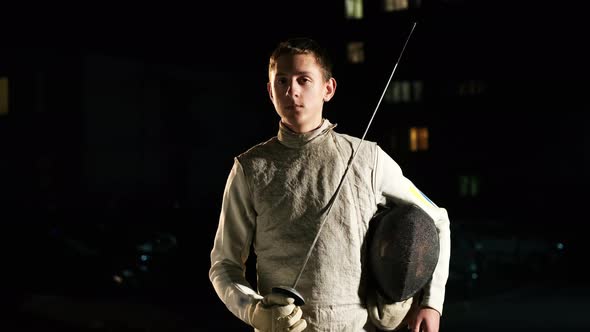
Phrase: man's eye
[{"left": 277, "top": 78, "right": 287, "bottom": 85}]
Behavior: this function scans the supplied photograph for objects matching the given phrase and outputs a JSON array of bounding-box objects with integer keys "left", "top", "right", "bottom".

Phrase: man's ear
[
  {"left": 267, "top": 82, "right": 274, "bottom": 102},
  {"left": 324, "top": 78, "right": 337, "bottom": 102}
]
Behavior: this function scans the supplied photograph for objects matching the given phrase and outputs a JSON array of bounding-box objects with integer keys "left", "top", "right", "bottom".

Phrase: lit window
[
  {"left": 386, "top": 80, "right": 423, "bottom": 103},
  {"left": 0, "top": 77, "right": 8, "bottom": 116},
  {"left": 459, "top": 175, "right": 480, "bottom": 197},
  {"left": 347, "top": 42, "right": 365, "bottom": 63},
  {"left": 345, "top": 0, "right": 363, "bottom": 19},
  {"left": 412, "top": 80, "right": 423, "bottom": 102},
  {"left": 458, "top": 80, "right": 486, "bottom": 96},
  {"left": 384, "top": 0, "right": 409, "bottom": 11},
  {"left": 409, "top": 127, "right": 428, "bottom": 151}
]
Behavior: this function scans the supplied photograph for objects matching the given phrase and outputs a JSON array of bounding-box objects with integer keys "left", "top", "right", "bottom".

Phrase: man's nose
[{"left": 285, "top": 81, "right": 300, "bottom": 97}]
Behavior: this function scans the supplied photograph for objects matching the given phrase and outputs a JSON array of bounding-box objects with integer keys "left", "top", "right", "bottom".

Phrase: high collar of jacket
[{"left": 277, "top": 119, "right": 337, "bottom": 148}]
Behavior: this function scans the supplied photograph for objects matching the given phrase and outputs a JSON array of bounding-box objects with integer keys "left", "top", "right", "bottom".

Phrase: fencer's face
[{"left": 268, "top": 53, "right": 336, "bottom": 133}]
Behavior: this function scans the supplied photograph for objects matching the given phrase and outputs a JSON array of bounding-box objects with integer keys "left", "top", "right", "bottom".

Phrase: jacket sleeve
[
  {"left": 209, "top": 158, "right": 262, "bottom": 325},
  {"left": 373, "top": 145, "right": 451, "bottom": 315}
]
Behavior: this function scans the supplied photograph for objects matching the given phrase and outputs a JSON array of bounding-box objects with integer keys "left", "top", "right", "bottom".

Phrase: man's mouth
[{"left": 286, "top": 104, "right": 304, "bottom": 110}]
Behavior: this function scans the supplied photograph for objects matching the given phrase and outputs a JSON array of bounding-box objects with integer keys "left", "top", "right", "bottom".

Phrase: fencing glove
[
  {"left": 367, "top": 289, "right": 414, "bottom": 331},
  {"left": 249, "top": 293, "right": 307, "bottom": 332}
]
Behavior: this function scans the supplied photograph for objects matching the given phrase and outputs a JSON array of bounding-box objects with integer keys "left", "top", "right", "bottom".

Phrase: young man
[{"left": 209, "top": 37, "right": 451, "bottom": 332}]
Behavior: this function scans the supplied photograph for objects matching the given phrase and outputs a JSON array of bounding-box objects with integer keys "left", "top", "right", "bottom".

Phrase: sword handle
[{"left": 271, "top": 286, "right": 305, "bottom": 306}]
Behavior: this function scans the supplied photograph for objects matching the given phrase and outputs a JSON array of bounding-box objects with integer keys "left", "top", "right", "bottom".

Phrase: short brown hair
[{"left": 268, "top": 37, "right": 333, "bottom": 81}]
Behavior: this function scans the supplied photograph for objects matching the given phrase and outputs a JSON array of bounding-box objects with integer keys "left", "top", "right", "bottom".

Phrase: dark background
[{"left": 1, "top": 0, "right": 589, "bottom": 331}]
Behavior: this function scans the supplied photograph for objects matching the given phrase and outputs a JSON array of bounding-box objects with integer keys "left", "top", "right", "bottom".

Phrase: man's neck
[{"left": 281, "top": 119, "right": 323, "bottom": 134}]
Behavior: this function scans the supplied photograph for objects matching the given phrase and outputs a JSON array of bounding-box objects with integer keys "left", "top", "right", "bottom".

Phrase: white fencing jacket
[{"left": 209, "top": 119, "right": 451, "bottom": 331}]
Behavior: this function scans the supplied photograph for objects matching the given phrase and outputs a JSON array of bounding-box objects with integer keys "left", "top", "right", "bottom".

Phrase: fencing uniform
[{"left": 209, "top": 119, "right": 450, "bottom": 331}]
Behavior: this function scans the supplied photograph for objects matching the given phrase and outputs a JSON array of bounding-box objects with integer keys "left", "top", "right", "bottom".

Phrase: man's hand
[
  {"left": 249, "top": 293, "right": 307, "bottom": 332},
  {"left": 407, "top": 306, "right": 440, "bottom": 332}
]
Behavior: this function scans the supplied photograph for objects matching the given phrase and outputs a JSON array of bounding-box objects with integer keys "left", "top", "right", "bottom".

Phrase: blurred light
[
  {"left": 386, "top": 81, "right": 423, "bottom": 104},
  {"left": 459, "top": 175, "right": 480, "bottom": 197},
  {"left": 556, "top": 242, "right": 564, "bottom": 250},
  {"left": 412, "top": 81, "right": 423, "bottom": 102},
  {"left": 409, "top": 127, "right": 428, "bottom": 151},
  {"left": 474, "top": 243, "right": 483, "bottom": 250},
  {"left": 140, "top": 254, "right": 149, "bottom": 262},
  {"left": 387, "top": 81, "right": 409, "bottom": 103},
  {"left": 384, "top": 0, "right": 408, "bottom": 12},
  {"left": 471, "top": 273, "right": 478, "bottom": 280},
  {"left": 113, "top": 275, "right": 123, "bottom": 284},
  {"left": 122, "top": 269, "right": 134, "bottom": 277},
  {"left": 137, "top": 243, "right": 153, "bottom": 252},
  {"left": 347, "top": 42, "right": 365, "bottom": 64},
  {"left": 345, "top": 0, "right": 363, "bottom": 19},
  {"left": 469, "top": 263, "right": 477, "bottom": 271},
  {"left": 458, "top": 80, "right": 487, "bottom": 96}
]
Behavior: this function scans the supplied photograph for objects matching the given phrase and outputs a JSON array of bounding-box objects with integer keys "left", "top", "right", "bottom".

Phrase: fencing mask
[{"left": 367, "top": 202, "right": 440, "bottom": 303}]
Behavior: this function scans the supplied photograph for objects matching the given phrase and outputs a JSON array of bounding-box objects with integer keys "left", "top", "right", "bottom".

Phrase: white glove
[
  {"left": 249, "top": 293, "right": 307, "bottom": 332},
  {"left": 367, "top": 290, "right": 413, "bottom": 331}
]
